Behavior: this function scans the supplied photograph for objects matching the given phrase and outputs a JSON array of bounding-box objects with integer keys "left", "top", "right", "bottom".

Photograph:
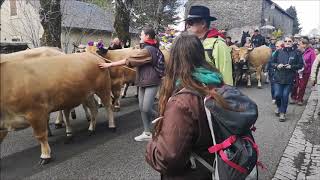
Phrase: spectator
[
  {"left": 225, "top": 36, "right": 234, "bottom": 46},
  {"left": 310, "top": 53, "right": 320, "bottom": 115},
  {"left": 146, "top": 33, "right": 225, "bottom": 180},
  {"left": 291, "top": 36, "right": 317, "bottom": 105},
  {"left": 265, "top": 40, "right": 284, "bottom": 104},
  {"left": 99, "top": 26, "right": 165, "bottom": 141},
  {"left": 251, "top": 29, "right": 265, "bottom": 48},
  {"left": 184, "top": 5, "right": 233, "bottom": 85},
  {"left": 108, "top": 38, "right": 123, "bottom": 50},
  {"left": 268, "top": 37, "right": 277, "bottom": 52},
  {"left": 270, "top": 36, "right": 303, "bottom": 121}
]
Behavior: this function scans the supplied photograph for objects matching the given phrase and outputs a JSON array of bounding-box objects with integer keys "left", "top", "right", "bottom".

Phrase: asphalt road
[{"left": 0, "top": 84, "right": 310, "bottom": 180}]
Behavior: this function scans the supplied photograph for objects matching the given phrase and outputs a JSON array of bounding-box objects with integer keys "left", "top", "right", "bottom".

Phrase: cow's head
[
  {"left": 238, "top": 47, "right": 253, "bottom": 63},
  {"left": 231, "top": 46, "right": 240, "bottom": 63}
]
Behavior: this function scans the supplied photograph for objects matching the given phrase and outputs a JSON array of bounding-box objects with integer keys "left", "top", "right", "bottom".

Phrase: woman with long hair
[
  {"left": 145, "top": 33, "right": 228, "bottom": 179},
  {"left": 99, "top": 26, "right": 164, "bottom": 141}
]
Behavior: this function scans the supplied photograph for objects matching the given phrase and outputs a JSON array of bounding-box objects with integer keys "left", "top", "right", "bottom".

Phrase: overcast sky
[{"left": 272, "top": 0, "right": 320, "bottom": 35}]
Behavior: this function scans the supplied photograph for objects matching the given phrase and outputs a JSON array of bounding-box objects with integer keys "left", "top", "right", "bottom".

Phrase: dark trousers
[
  {"left": 291, "top": 73, "right": 310, "bottom": 102},
  {"left": 274, "top": 83, "right": 292, "bottom": 113}
]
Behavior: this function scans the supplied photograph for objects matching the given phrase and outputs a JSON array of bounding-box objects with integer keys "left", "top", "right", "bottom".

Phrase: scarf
[{"left": 176, "top": 67, "right": 222, "bottom": 86}]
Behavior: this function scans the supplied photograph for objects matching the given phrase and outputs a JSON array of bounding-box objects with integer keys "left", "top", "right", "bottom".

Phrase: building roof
[
  {"left": 266, "top": 0, "right": 294, "bottom": 19},
  {"left": 29, "top": 0, "right": 137, "bottom": 33},
  {"left": 61, "top": 0, "right": 114, "bottom": 32}
]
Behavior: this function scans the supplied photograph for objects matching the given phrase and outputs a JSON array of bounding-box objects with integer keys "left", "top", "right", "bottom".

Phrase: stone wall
[
  {"left": 186, "top": 0, "right": 263, "bottom": 42},
  {"left": 185, "top": 0, "right": 294, "bottom": 42}
]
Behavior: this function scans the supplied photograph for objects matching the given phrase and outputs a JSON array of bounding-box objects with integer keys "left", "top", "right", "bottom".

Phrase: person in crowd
[
  {"left": 99, "top": 26, "right": 164, "bottom": 141},
  {"left": 265, "top": 36, "right": 271, "bottom": 46},
  {"left": 310, "top": 52, "right": 320, "bottom": 115},
  {"left": 315, "top": 47, "right": 320, "bottom": 56},
  {"left": 184, "top": 5, "right": 233, "bottom": 85},
  {"left": 270, "top": 36, "right": 303, "bottom": 121},
  {"left": 268, "top": 37, "right": 277, "bottom": 52},
  {"left": 146, "top": 32, "right": 226, "bottom": 180},
  {"left": 266, "top": 40, "right": 284, "bottom": 104},
  {"left": 251, "top": 29, "right": 265, "bottom": 48},
  {"left": 292, "top": 34, "right": 301, "bottom": 50},
  {"left": 108, "top": 38, "right": 123, "bottom": 50},
  {"left": 225, "top": 36, "right": 234, "bottom": 46},
  {"left": 291, "top": 36, "right": 317, "bottom": 105}
]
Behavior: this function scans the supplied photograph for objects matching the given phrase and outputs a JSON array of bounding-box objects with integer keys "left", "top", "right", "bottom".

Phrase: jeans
[
  {"left": 271, "top": 82, "right": 275, "bottom": 100},
  {"left": 274, "top": 83, "right": 292, "bottom": 113},
  {"left": 138, "top": 86, "right": 159, "bottom": 133}
]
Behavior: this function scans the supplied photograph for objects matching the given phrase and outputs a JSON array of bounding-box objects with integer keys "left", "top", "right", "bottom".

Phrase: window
[{"left": 10, "top": 0, "right": 17, "bottom": 16}]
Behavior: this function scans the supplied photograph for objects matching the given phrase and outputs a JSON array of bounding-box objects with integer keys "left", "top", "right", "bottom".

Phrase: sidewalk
[{"left": 272, "top": 88, "right": 320, "bottom": 180}]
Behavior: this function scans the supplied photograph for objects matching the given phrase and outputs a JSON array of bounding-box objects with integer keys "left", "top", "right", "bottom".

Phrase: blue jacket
[{"left": 270, "top": 47, "right": 303, "bottom": 85}]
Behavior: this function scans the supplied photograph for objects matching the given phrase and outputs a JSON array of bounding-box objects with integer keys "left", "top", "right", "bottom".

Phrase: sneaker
[
  {"left": 275, "top": 109, "right": 280, "bottom": 117},
  {"left": 297, "top": 101, "right": 304, "bottom": 106},
  {"left": 134, "top": 132, "right": 152, "bottom": 142},
  {"left": 272, "top": 99, "right": 276, "bottom": 104},
  {"left": 290, "top": 99, "right": 297, "bottom": 104},
  {"left": 279, "top": 113, "right": 286, "bottom": 122}
]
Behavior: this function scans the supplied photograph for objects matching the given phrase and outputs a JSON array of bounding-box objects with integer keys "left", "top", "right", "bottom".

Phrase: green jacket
[{"left": 202, "top": 37, "right": 234, "bottom": 86}]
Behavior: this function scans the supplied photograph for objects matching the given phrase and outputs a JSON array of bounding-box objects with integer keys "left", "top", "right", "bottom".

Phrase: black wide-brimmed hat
[{"left": 184, "top": 5, "right": 217, "bottom": 21}]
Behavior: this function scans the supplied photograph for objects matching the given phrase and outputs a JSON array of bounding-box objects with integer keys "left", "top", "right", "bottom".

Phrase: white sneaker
[
  {"left": 134, "top": 132, "right": 152, "bottom": 142},
  {"left": 272, "top": 99, "right": 276, "bottom": 104}
]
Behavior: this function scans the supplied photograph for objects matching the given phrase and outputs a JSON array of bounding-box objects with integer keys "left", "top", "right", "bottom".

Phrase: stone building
[{"left": 186, "top": 0, "right": 294, "bottom": 42}]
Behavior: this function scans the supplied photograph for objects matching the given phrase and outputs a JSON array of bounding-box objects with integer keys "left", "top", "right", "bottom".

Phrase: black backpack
[{"left": 175, "top": 85, "right": 262, "bottom": 180}]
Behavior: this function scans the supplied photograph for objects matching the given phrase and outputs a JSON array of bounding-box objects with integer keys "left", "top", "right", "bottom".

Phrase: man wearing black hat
[
  {"left": 185, "top": 5, "right": 234, "bottom": 85},
  {"left": 251, "top": 29, "right": 265, "bottom": 48}
]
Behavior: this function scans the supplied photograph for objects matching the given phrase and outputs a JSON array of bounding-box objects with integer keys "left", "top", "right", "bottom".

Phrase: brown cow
[
  {"left": 232, "top": 45, "right": 271, "bottom": 88},
  {"left": 0, "top": 52, "right": 114, "bottom": 164},
  {"left": 0, "top": 47, "right": 94, "bottom": 137}
]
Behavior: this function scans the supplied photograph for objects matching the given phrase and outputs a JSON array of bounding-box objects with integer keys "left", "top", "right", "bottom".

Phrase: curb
[{"left": 272, "top": 88, "right": 320, "bottom": 180}]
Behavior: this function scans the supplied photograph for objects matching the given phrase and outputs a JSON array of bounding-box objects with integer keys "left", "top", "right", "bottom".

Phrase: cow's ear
[{"left": 248, "top": 47, "right": 253, "bottom": 51}]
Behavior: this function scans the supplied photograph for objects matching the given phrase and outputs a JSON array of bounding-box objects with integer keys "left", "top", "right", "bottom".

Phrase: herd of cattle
[{"left": 0, "top": 44, "right": 271, "bottom": 165}]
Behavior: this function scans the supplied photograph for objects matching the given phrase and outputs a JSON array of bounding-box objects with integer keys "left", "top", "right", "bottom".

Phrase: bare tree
[
  {"left": 114, "top": 0, "right": 133, "bottom": 48},
  {"left": 1, "top": 0, "right": 43, "bottom": 47},
  {"left": 39, "top": 0, "right": 62, "bottom": 48}
]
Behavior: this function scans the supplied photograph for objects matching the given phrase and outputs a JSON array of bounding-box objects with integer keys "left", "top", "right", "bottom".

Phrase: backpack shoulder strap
[{"left": 204, "top": 38, "right": 220, "bottom": 65}]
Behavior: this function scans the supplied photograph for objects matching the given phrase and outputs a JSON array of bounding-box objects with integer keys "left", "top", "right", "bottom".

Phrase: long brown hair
[{"left": 154, "top": 33, "right": 228, "bottom": 136}]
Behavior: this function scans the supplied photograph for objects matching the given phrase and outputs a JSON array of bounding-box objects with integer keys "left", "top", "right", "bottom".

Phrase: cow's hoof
[
  {"left": 39, "top": 158, "right": 51, "bottom": 165},
  {"left": 135, "top": 95, "right": 138, "bottom": 98},
  {"left": 99, "top": 103, "right": 104, "bottom": 108},
  {"left": 109, "top": 127, "right": 117, "bottom": 133},
  {"left": 88, "top": 130, "right": 96, "bottom": 136},
  {"left": 71, "top": 111, "right": 77, "bottom": 119},
  {"left": 121, "top": 95, "right": 126, "bottom": 99},
  {"left": 86, "top": 116, "right": 91, "bottom": 122},
  {"left": 257, "top": 86, "right": 262, "bottom": 89},
  {"left": 64, "top": 136, "right": 74, "bottom": 144},
  {"left": 113, "top": 106, "right": 120, "bottom": 112},
  {"left": 55, "top": 123, "right": 63, "bottom": 129}
]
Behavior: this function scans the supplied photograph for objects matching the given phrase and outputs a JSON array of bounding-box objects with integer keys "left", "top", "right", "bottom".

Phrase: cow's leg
[
  {"left": 135, "top": 86, "right": 139, "bottom": 98},
  {"left": 28, "top": 112, "right": 51, "bottom": 165},
  {"left": 82, "top": 104, "right": 91, "bottom": 122},
  {"left": 84, "top": 96, "right": 99, "bottom": 136},
  {"left": 256, "top": 67, "right": 262, "bottom": 88},
  {"left": 62, "top": 109, "right": 74, "bottom": 144},
  {"left": 70, "top": 109, "right": 76, "bottom": 119},
  {"left": 121, "top": 83, "right": 129, "bottom": 98},
  {"left": 0, "top": 130, "right": 8, "bottom": 143},
  {"left": 94, "top": 94, "right": 103, "bottom": 107},
  {"left": 54, "top": 111, "right": 64, "bottom": 129},
  {"left": 97, "top": 92, "right": 115, "bottom": 130},
  {"left": 247, "top": 72, "right": 252, "bottom": 87},
  {"left": 112, "top": 84, "right": 122, "bottom": 112}
]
